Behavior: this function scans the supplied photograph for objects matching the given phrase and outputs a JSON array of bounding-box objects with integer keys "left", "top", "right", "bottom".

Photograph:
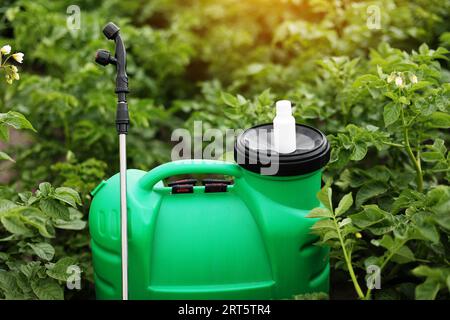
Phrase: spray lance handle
[{"left": 95, "top": 22, "right": 130, "bottom": 135}]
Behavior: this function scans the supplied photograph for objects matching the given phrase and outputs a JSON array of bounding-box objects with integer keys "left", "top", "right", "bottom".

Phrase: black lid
[{"left": 234, "top": 123, "right": 330, "bottom": 176}]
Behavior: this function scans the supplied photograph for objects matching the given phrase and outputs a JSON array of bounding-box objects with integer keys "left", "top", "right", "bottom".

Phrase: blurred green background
[
  {"left": 1, "top": 0, "right": 448, "bottom": 186},
  {"left": 0, "top": 0, "right": 449, "bottom": 300}
]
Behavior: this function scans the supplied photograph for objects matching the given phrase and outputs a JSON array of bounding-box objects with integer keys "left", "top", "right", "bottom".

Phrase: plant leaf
[
  {"left": 322, "top": 230, "right": 339, "bottom": 242},
  {"left": 383, "top": 103, "right": 401, "bottom": 126},
  {"left": 410, "top": 81, "right": 432, "bottom": 92},
  {"left": 391, "top": 244, "right": 415, "bottom": 264},
  {"left": 317, "top": 187, "right": 333, "bottom": 211},
  {"left": 31, "top": 278, "right": 63, "bottom": 300},
  {"left": 1, "top": 215, "right": 32, "bottom": 236},
  {"left": 53, "top": 187, "right": 81, "bottom": 207},
  {"left": 415, "top": 279, "right": 440, "bottom": 300},
  {"left": 311, "top": 219, "right": 335, "bottom": 230},
  {"left": 28, "top": 242, "right": 55, "bottom": 261},
  {"left": 0, "top": 151, "right": 14, "bottom": 162},
  {"left": 413, "top": 214, "right": 440, "bottom": 244},
  {"left": 0, "top": 271, "right": 24, "bottom": 299},
  {"left": 221, "top": 92, "right": 238, "bottom": 107},
  {"left": 39, "top": 199, "right": 70, "bottom": 220},
  {"left": 38, "top": 182, "right": 53, "bottom": 197},
  {"left": 0, "top": 111, "right": 35, "bottom": 131},
  {"left": 307, "top": 207, "right": 332, "bottom": 218},
  {"left": 20, "top": 207, "right": 54, "bottom": 238},
  {"left": 356, "top": 182, "right": 388, "bottom": 207},
  {"left": 53, "top": 219, "right": 86, "bottom": 230},
  {"left": 350, "top": 142, "right": 368, "bottom": 161},
  {"left": 335, "top": 192, "right": 353, "bottom": 216},
  {"left": 421, "top": 152, "right": 443, "bottom": 162},
  {"left": 46, "top": 257, "right": 77, "bottom": 282},
  {"left": 427, "top": 111, "right": 450, "bottom": 128},
  {"left": 434, "top": 212, "right": 450, "bottom": 230},
  {"left": 0, "top": 199, "right": 18, "bottom": 213},
  {"left": 351, "top": 205, "right": 389, "bottom": 229}
]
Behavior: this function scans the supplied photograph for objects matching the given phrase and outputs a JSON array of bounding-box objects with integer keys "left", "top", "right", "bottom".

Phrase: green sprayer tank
[{"left": 89, "top": 119, "right": 331, "bottom": 299}]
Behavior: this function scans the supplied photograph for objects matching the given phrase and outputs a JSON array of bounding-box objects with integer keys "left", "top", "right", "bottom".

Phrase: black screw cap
[{"left": 103, "top": 22, "right": 120, "bottom": 40}]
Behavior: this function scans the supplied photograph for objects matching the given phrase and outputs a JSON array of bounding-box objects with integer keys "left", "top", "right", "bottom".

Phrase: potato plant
[
  {"left": 0, "top": 43, "right": 88, "bottom": 299},
  {"left": 0, "top": 183, "right": 86, "bottom": 299}
]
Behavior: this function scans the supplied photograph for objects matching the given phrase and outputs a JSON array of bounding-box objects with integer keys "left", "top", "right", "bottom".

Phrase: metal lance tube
[
  {"left": 119, "top": 133, "right": 128, "bottom": 300},
  {"left": 116, "top": 100, "right": 129, "bottom": 300}
]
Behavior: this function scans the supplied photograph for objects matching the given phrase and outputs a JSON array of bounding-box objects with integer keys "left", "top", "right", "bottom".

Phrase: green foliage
[
  {"left": 0, "top": 111, "right": 35, "bottom": 161},
  {"left": 51, "top": 152, "right": 107, "bottom": 203},
  {"left": 310, "top": 184, "right": 450, "bottom": 300},
  {"left": 412, "top": 266, "right": 450, "bottom": 300},
  {"left": 0, "top": 42, "right": 33, "bottom": 161},
  {"left": 0, "top": 183, "right": 85, "bottom": 300}
]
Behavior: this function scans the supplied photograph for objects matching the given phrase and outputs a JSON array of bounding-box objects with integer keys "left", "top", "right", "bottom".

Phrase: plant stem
[
  {"left": 364, "top": 239, "right": 408, "bottom": 300},
  {"left": 1, "top": 55, "right": 11, "bottom": 66},
  {"left": 332, "top": 213, "right": 365, "bottom": 299},
  {"left": 401, "top": 107, "right": 423, "bottom": 192}
]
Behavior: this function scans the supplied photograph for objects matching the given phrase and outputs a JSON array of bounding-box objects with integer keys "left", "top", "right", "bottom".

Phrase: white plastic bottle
[{"left": 273, "top": 100, "right": 297, "bottom": 153}]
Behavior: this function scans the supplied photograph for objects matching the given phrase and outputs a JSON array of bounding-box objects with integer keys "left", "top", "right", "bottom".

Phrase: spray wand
[{"left": 95, "top": 22, "right": 129, "bottom": 300}]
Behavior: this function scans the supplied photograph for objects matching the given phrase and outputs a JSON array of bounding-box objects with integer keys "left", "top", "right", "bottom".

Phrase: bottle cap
[{"left": 275, "top": 100, "right": 292, "bottom": 116}]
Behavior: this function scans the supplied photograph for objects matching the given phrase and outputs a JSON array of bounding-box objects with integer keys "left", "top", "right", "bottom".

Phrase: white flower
[
  {"left": 12, "top": 52, "right": 24, "bottom": 63},
  {"left": 1, "top": 45, "right": 11, "bottom": 55},
  {"left": 394, "top": 76, "right": 403, "bottom": 88},
  {"left": 387, "top": 73, "right": 395, "bottom": 83},
  {"left": 409, "top": 74, "right": 418, "bottom": 84}
]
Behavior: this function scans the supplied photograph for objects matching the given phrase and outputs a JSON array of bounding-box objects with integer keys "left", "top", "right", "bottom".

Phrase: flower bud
[
  {"left": 395, "top": 76, "right": 403, "bottom": 88},
  {"left": 387, "top": 73, "right": 395, "bottom": 83},
  {"left": 12, "top": 52, "right": 24, "bottom": 63},
  {"left": 1, "top": 45, "right": 11, "bottom": 55}
]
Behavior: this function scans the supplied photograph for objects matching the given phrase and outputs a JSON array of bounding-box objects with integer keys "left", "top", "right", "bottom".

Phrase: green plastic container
[{"left": 89, "top": 124, "right": 330, "bottom": 299}]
